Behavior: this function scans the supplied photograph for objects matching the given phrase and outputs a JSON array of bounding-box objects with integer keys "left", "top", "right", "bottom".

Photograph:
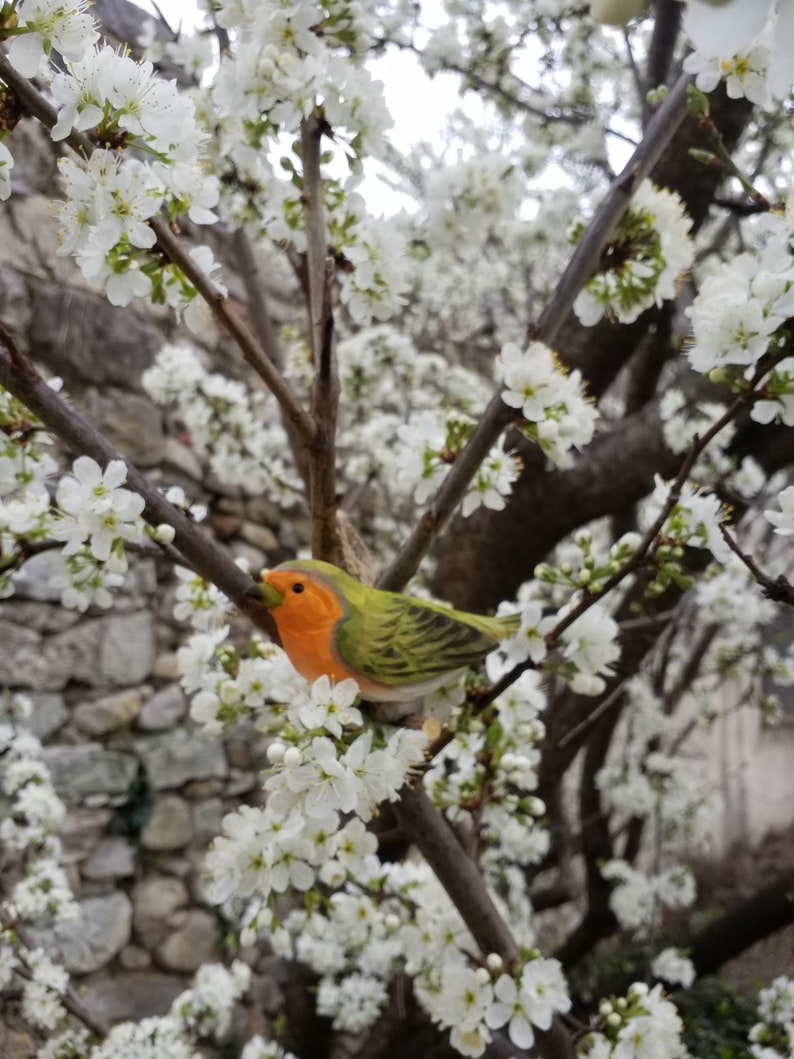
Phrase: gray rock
[
  {"left": 82, "top": 837, "right": 136, "bottom": 881},
  {"left": 140, "top": 793, "right": 194, "bottom": 851},
  {"left": 24, "top": 692, "right": 68, "bottom": 740},
  {"left": 181, "top": 778, "right": 225, "bottom": 800},
  {"left": 151, "top": 652, "right": 182, "bottom": 681},
  {"left": 240, "top": 521, "right": 279, "bottom": 552},
  {"left": 29, "top": 282, "right": 162, "bottom": 391},
  {"left": 80, "top": 971, "right": 184, "bottom": 1025},
  {"left": 0, "top": 598, "right": 81, "bottom": 633},
  {"left": 85, "top": 388, "right": 165, "bottom": 468},
  {"left": 191, "top": 798, "right": 224, "bottom": 844},
  {"left": 41, "top": 744, "right": 138, "bottom": 800},
  {"left": 0, "top": 1022, "right": 37, "bottom": 1059},
  {"left": 140, "top": 731, "right": 228, "bottom": 790},
  {"left": 0, "top": 264, "right": 33, "bottom": 335},
  {"left": 227, "top": 769, "right": 258, "bottom": 797},
  {"left": 118, "top": 945, "right": 152, "bottom": 971},
  {"left": 57, "top": 807, "right": 113, "bottom": 867},
  {"left": 229, "top": 540, "right": 270, "bottom": 573},
  {"left": 132, "top": 875, "right": 189, "bottom": 949},
  {"left": 0, "top": 621, "right": 44, "bottom": 688},
  {"left": 36, "top": 892, "right": 132, "bottom": 974},
  {"left": 73, "top": 688, "right": 142, "bottom": 736},
  {"left": 3, "top": 612, "right": 154, "bottom": 692},
  {"left": 0, "top": 195, "right": 61, "bottom": 280},
  {"left": 126, "top": 559, "right": 158, "bottom": 597},
  {"left": 155, "top": 909, "right": 220, "bottom": 972},
  {"left": 96, "top": 612, "right": 157, "bottom": 686},
  {"left": 162, "top": 436, "right": 204, "bottom": 482},
  {"left": 137, "top": 684, "right": 187, "bottom": 731},
  {"left": 10, "top": 553, "right": 64, "bottom": 603}
]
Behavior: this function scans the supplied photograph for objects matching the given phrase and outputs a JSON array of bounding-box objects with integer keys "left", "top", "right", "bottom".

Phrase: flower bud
[{"left": 283, "top": 746, "right": 303, "bottom": 766}]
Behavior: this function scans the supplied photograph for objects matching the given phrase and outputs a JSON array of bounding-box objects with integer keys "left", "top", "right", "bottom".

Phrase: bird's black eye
[{"left": 292, "top": 582, "right": 304, "bottom": 594}]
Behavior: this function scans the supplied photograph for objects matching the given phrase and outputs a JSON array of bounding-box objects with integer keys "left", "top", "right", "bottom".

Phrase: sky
[{"left": 134, "top": 0, "right": 469, "bottom": 215}]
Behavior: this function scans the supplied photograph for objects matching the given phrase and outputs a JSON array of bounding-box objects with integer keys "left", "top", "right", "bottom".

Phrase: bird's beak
[{"left": 245, "top": 577, "right": 285, "bottom": 609}]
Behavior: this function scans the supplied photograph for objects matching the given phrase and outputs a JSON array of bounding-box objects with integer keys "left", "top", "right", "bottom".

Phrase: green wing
[{"left": 336, "top": 592, "right": 516, "bottom": 688}]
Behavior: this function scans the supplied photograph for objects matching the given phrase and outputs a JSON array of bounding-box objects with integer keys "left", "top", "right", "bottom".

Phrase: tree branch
[
  {"left": 392, "top": 782, "right": 575, "bottom": 1059},
  {"left": 0, "top": 325, "right": 277, "bottom": 641},
  {"left": 301, "top": 114, "right": 342, "bottom": 563},
  {"left": 690, "top": 866, "right": 794, "bottom": 976},
  {"left": 719, "top": 522, "right": 794, "bottom": 606}
]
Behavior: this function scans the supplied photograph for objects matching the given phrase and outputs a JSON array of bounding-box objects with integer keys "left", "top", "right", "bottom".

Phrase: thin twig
[
  {"left": 7, "top": 920, "right": 110, "bottom": 1039},
  {"left": 12, "top": 960, "right": 110, "bottom": 1039},
  {"left": 719, "top": 522, "right": 794, "bottom": 605},
  {"left": 374, "top": 36, "right": 592, "bottom": 127},
  {"left": 558, "top": 676, "right": 631, "bottom": 749},
  {"left": 230, "top": 229, "right": 286, "bottom": 371},
  {"left": 378, "top": 71, "right": 694, "bottom": 593}
]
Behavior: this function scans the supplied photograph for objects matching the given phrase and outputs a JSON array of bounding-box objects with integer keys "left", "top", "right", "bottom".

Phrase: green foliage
[{"left": 677, "top": 976, "right": 758, "bottom": 1059}]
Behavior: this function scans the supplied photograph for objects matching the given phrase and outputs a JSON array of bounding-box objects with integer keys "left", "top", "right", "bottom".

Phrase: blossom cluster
[
  {"left": 2, "top": 1, "right": 222, "bottom": 314},
  {"left": 0, "top": 692, "right": 74, "bottom": 1036},
  {"left": 0, "top": 693, "right": 77, "bottom": 931},
  {"left": 142, "top": 342, "right": 302, "bottom": 500},
  {"left": 579, "top": 982, "right": 687, "bottom": 1058},
  {"left": 0, "top": 385, "right": 157, "bottom": 611},
  {"left": 416, "top": 956, "right": 571, "bottom": 1056},
  {"left": 183, "top": 0, "right": 410, "bottom": 325},
  {"left": 686, "top": 230, "right": 794, "bottom": 388},
  {"left": 178, "top": 561, "right": 572, "bottom": 1058},
  {"left": 394, "top": 408, "right": 521, "bottom": 517},
  {"left": 495, "top": 590, "right": 621, "bottom": 697},
  {"left": 572, "top": 181, "right": 694, "bottom": 327},
  {"left": 597, "top": 675, "right": 721, "bottom": 849},
  {"left": 749, "top": 975, "right": 794, "bottom": 1059},
  {"left": 651, "top": 948, "right": 696, "bottom": 990},
  {"left": 496, "top": 339, "right": 598, "bottom": 467},
  {"left": 428, "top": 667, "right": 550, "bottom": 874},
  {"left": 644, "top": 475, "right": 730, "bottom": 575},
  {"left": 202, "top": 674, "right": 427, "bottom": 910},
  {"left": 601, "top": 860, "right": 696, "bottom": 936}
]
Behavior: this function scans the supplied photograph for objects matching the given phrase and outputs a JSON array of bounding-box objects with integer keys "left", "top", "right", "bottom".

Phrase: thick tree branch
[
  {"left": 690, "top": 867, "right": 794, "bottom": 976},
  {"left": 301, "top": 114, "right": 342, "bottom": 563},
  {"left": 392, "top": 782, "right": 574, "bottom": 1059},
  {"left": 646, "top": 0, "right": 684, "bottom": 103}
]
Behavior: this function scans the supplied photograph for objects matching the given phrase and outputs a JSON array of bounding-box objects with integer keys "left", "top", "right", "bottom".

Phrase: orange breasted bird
[{"left": 247, "top": 559, "right": 519, "bottom": 702}]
